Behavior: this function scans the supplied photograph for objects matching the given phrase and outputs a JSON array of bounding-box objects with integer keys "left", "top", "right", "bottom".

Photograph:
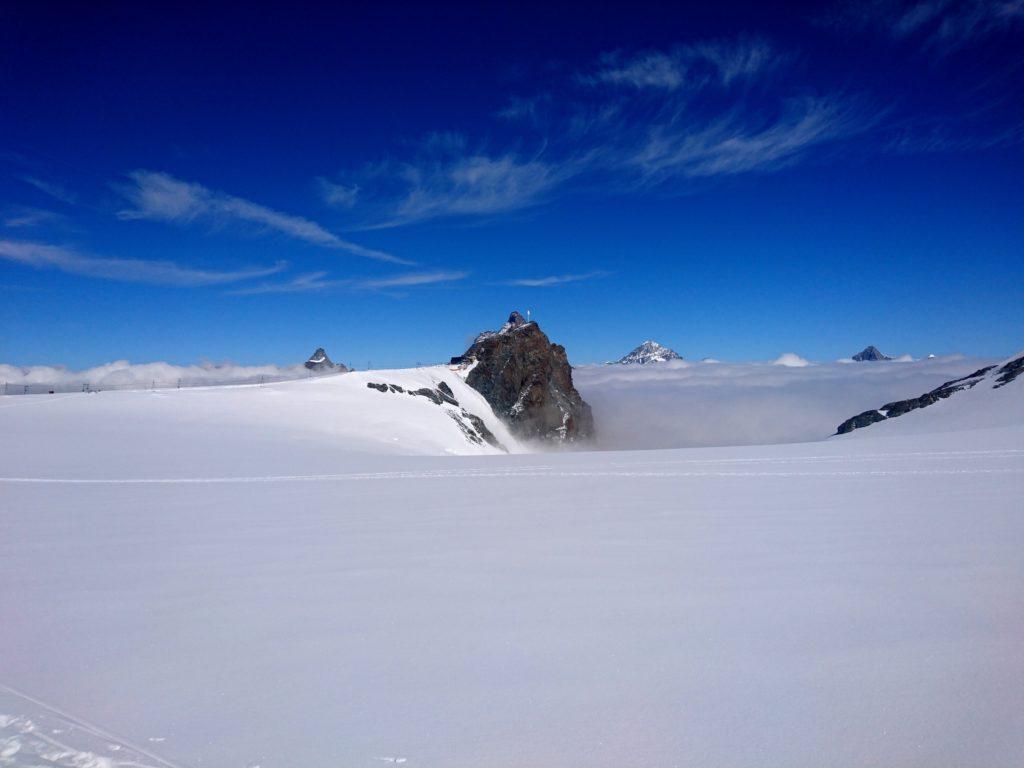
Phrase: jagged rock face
[
  {"left": 835, "top": 353, "right": 1024, "bottom": 434},
  {"left": 611, "top": 340, "right": 683, "bottom": 365},
  {"left": 461, "top": 312, "right": 593, "bottom": 443},
  {"left": 852, "top": 346, "right": 892, "bottom": 362},
  {"left": 304, "top": 347, "right": 346, "bottom": 372}
]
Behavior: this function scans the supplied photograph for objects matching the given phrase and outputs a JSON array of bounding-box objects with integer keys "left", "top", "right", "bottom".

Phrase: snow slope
[
  {"left": 0, "top": 367, "right": 522, "bottom": 477},
  {"left": 1, "top": 361, "right": 1022, "bottom": 767},
  {"left": 838, "top": 351, "right": 1024, "bottom": 438}
]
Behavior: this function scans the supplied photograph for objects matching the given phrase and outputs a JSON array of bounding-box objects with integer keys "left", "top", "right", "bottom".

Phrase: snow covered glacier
[{"left": 1, "top": 358, "right": 1022, "bottom": 767}]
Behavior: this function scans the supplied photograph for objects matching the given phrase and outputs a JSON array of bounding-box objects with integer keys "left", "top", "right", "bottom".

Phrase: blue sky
[{"left": 1, "top": 0, "right": 1022, "bottom": 369}]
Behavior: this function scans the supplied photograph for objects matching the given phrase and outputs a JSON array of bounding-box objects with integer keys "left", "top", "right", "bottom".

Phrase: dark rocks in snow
[
  {"left": 994, "top": 354, "right": 1024, "bottom": 388},
  {"left": 408, "top": 387, "right": 448, "bottom": 406},
  {"left": 458, "top": 311, "right": 593, "bottom": 443},
  {"left": 835, "top": 363, "right": 1000, "bottom": 434},
  {"left": 305, "top": 347, "right": 347, "bottom": 372},
  {"left": 366, "top": 378, "right": 505, "bottom": 451},
  {"left": 851, "top": 346, "right": 892, "bottom": 362}
]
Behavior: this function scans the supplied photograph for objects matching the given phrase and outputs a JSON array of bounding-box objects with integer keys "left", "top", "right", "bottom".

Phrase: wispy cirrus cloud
[
  {"left": 0, "top": 239, "right": 286, "bottom": 286},
  {"left": 627, "top": 97, "right": 871, "bottom": 182},
  {"left": 829, "top": 0, "right": 1024, "bottom": 53},
  {"left": 230, "top": 269, "right": 468, "bottom": 296},
  {"left": 2, "top": 206, "right": 63, "bottom": 228},
  {"left": 20, "top": 176, "right": 78, "bottom": 205},
  {"left": 347, "top": 149, "right": 574, "bottom": 230},
  {"left": 117, "top": 170, "right": 410, "bottom": 264},
  {"left": 500, "top": 270, "right": 609, "bottom": 287},
  {"left": 585, "top": 37, "right": 776, "bottom": 90},
  {"left": 324, "top": 36, "right": 866, "bottom": 229},
  {"left": 315, "top": 177, "right": 360, "bottom": 208}
]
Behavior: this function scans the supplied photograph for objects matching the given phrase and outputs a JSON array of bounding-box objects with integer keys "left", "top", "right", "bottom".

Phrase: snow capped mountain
[
  {"left": 611, "top": 340, "right": 683, "bottom": 365},
  {"left": 852, "top": 345, "right": 892, "bottom": 361}
]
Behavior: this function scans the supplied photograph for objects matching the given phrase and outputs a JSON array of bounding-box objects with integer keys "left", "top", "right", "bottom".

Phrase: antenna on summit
[{"left": 527, "top": 309, "right": 531, "bottom": 323}]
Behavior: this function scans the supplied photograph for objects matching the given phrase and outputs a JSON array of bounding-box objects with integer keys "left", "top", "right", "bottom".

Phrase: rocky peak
[
  {"left": 459, "top": 311, "right": 593, "bottom": 443},
  {"left": 304, "top": 347, "right": 346, "bottom": 372},
  {"left": 501, "top": 310, "right": 529, "bottom": 332},
  {"left": 611, "top": 340, "right": 683, "bottom": 365},
  {"left": 852, "top": 345, "right": 892, "bottom": 362}
]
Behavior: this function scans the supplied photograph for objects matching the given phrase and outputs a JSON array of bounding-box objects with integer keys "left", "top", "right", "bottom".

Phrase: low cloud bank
[
  {"left": 575, "top": 356, "right": 995, "bottom": 449},
  {"left": 0, "top": 360, "right": 315, "bottom": 391}
]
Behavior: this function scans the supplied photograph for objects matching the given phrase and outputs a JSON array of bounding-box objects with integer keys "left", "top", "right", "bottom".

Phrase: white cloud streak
[
  {"left": 229, "top": 269, "right": 468, "bottom": 295},
  {"left": 328, "top": 37, "right": 869, "bottom": 228},
  {"left": 627, "top": 97, "right": 868, "bottom": 182},
  {"left": 118, "top": 170, "right": 410, "bottom": 264},
  {"left": 0, "top": 239, "right": 287, "bottom": 287},
  {"left": 588, "top": 38, "right": 776, "bottom": 90},
  {"left": 316, "top": 178, "right": 360, "bottom": 207},
  {"left": 19, "top": 176, "right": 77, "bottom": 204},
  {"left": 356, "top": 152, "right": 570, "bottom": 229},
  {"left": 2, "top": 207, "right": 62, "bottom": 228},
  {"left": 500, "top": 271, "right": 609, "bottom": 287},
  {"left": 890, "top": 0, "right": 1024, "bottom": 50}
]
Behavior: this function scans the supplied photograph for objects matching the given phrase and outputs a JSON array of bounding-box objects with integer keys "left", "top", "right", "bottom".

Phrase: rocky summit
[
  {"left": 611, "top": 340, "right": 683, "bottom": 365},
  {"left": 851, "top": 345, "right": 892, "bottom": 361},
  {"left": 304, "top": 347, "right": 346, "bottom": 372},
  {"left": 457, "top": 311, "right": 593, "bottom": 443}
]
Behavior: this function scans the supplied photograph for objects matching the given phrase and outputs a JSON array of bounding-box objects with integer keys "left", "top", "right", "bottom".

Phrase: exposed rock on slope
[
  {"left": 610, "top": 340, "right": 683, "bottom": 365},
  {"left": 456, "top": 311, "right": 593, "bottom": 443},
  {"left": 366, "top": 379, "right": 505, "bottom": 450},
  {"left": 852, "top": 345, "right": 892, "bottom": 361},
  {"left": 836, "top": 352, "right": 1023, "bottom": 434},
  {"left": 304, "top": 347, "right": 346, "bottom": 372}
]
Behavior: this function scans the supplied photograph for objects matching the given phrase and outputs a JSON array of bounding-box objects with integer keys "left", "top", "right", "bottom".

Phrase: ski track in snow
[
  {"left": 1, "top": 448, "right": 1020, "bottom": 485},
  {"left": 0, "top": 683, "right": 185, "bottom": 768}
]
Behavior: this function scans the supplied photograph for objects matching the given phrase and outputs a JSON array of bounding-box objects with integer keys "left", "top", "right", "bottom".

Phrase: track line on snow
[
  {"left": 1, "top": 467, "right": 1021, "bottom": 484},
  {"left": 0, "top": 682, "right": 189, "bottom": 768}
]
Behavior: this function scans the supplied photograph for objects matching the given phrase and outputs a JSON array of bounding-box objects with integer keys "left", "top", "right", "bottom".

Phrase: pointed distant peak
[
  {"left": 611, "top": 340, "right": 683, "bottom": 365},
  {"left": 852, "top": 345, "right": 893, "bottom": 362},
  {"left": 305, "top": 347, "right": 344, "bottom": 371}
]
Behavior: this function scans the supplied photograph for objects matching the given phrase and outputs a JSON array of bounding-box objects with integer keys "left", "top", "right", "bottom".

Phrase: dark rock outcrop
[
  {"left": 836, "top": 363, "right": 999, "bottom": 434},
  {"left": 994, "top": 354, "right": 1024, "bottom": 388},
  {"left": 305, "top": 347, "right": 347, "bottom": 372},
  {"left": 852, "top": 346, "right": 892, "bottom": 362},
  {"left": 459, "top": 311, "right": 593, "bottom": 443},
  {"left": 365, "top": 378, "right": 506, "bottom": 451}
]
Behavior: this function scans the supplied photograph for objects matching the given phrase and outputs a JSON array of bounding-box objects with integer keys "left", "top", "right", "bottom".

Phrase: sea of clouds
[
  {"left": 0, "top": 359, "right": 314, "bottom": 391},
  {"left": 574, "top": 355, "right": 996, "bottom": 449}
]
